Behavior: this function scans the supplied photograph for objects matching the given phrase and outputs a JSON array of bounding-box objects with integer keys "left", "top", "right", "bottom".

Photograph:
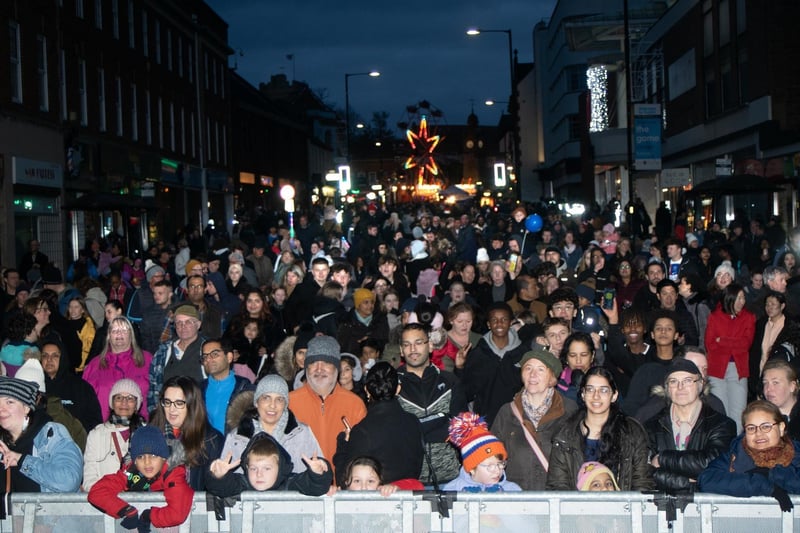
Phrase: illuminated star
[{"left": 404, "top": 115, "right": 443, "bottom": 185}]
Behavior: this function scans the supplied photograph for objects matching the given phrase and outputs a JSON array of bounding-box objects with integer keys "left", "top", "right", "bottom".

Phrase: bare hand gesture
[
  {"left": 302, "top": 453, "right": 329, "bottom": 475},
  {"left": 209, "top": 452, "right": 241, "bottom": 479},
  {"left": 455, "top": 342, "right": 472, "bottom": 370}
]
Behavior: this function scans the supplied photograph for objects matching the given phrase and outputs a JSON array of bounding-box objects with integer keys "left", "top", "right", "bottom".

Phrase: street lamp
[
  {"left": 467, "top": 28, "right": 520, "bottom": 199},
  {"left": 484, "top": 99, "right": 508, "bottom": 107},
  {"left": 344, "top": 71, "right": 380, "bottom": 160},
  {"left": 280, "top": 184, "right": 296, "bottom": 238}
]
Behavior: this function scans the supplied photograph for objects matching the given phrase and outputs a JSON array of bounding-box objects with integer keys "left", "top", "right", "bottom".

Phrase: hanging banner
[{"left": 634, "top": 104, "right": 662, "bottom": 171}]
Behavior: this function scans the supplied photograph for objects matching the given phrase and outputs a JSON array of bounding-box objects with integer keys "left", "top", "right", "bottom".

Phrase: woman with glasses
[
  {"left": 644, "top": 359, "right": 736, "bottom": 492},
  {"left": 149, "top": 375, "right": 223, "bottom": 490},
  {"left": 705, "top": 283, "right": 756, "bottom": 433},
  {"left": 547, "top": 367, "right": 655, "bottom": 490},
  {"left": 82, "top": 379, "right": 146, "bottom": 490},
  {"left": 699, "top": 400, "right": 800, "bottom": 512},
  {"left": 492, "top": 349, "right": 578, "bottom": 490},
  {"left": 83, "top": 317, "right": 152, "bottom": 421}
]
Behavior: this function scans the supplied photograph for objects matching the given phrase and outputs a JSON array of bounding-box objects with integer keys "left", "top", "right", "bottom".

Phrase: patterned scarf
[
  {"left": 110, "top": 413, "right": 131, "bottom": 427},
  {"left": 671, "top": 402, "right": 701, "bottom": 451},
  {"left": 521, "top": 387, "right": 554, "bottom": 429}
]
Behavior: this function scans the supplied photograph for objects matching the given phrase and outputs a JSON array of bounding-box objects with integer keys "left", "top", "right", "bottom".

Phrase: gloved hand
[
  {"left": 772, "top": 486, "right": 794, "bottom": 512},
  {"left": 119, "top": 506, "right": 139, "bottom": 530},
  {"left": 137, "top": 509, "right": 151, "bottom": 533}
]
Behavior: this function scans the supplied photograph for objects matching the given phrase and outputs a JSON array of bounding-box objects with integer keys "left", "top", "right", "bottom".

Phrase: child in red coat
[{"left": 88, "top": 425, "right": 194, "bottom": 532}]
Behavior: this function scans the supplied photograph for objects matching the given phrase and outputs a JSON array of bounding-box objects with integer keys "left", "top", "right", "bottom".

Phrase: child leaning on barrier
[
  {"left": 577, "top": 461, "right": 620, "bottom": 491},
  {"left": 205, "top": 431, "right": 332, "bottom": 497},
  {"left": 442, "top": 412, "right": 522, "bottom": 492},
  {"left": 88, "top": 425, "right": 193, "bottom": 532}
]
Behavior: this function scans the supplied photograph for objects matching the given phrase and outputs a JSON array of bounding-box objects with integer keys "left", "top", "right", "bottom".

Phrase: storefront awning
[{"left": 62, "top": 193, "right": 161, "bottom": 211}]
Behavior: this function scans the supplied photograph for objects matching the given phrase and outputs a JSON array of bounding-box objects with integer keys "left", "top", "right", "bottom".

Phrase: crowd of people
[{"left": 1, "top": 199, "right": 800, "bottom": 526}]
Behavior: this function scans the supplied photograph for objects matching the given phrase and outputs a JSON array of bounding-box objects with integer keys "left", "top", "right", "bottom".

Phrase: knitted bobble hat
[{"left": 447, "top": 412, "right": 508, "bottom": 473}]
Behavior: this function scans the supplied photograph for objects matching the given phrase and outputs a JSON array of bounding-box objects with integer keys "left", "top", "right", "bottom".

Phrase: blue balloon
[{"left": 525, "top": 214, "right": 543, "bottom": 233}]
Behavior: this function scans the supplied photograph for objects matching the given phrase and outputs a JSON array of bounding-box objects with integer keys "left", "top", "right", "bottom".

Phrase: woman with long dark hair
[
  {"left": 706, "top": 283, "right": 756, "bottom": 432},
  {"left": 546, "top": 367, "right": 654, "bottom": 490},
  {"left": 224, "top": 289, "right": 283, "bottom": 373},
  {"left": 148, "top": 375, "right": 223, "bottom": 490}
]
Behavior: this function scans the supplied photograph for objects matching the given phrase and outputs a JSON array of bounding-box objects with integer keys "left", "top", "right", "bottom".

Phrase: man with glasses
[
  {"left": 200, "top": 338, "right": 253, "bottom": 434},
  {"left": 460, "top": 303, "right": 527, "bottom": 425},
  {"left": 147, "top": 304, "right": 205, "bottom": 412},
  {"left": 397, "top": 323, "right": 466, "bottom": 487},
  {"left": 41, "top": 339, "right": 102, "bottom": 434},
  {"left": 644, "top": 358, "right": 735, "bottom": 492}
]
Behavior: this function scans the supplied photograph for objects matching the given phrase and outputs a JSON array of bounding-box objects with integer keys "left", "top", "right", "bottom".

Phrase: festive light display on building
[
  {"left": 587, "top": 65, "right": 609, "bottom": 133},
  {"left": 403, "top": 115, "right": 442, "bottom": 186}
]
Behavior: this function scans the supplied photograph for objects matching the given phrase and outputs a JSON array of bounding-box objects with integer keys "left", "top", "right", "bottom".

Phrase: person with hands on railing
[
  {"left": 699, "top": 400, "right": 800, "bottom": 512},
  {"left": 88, "top": 425, "right": 193, "bottom": 532}
]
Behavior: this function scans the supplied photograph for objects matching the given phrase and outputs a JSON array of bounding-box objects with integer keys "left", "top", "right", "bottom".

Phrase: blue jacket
[
  {"left": 698, "top": 434, "right": 800, "bottom": 497},
  {"left": 442, "top": 467, "right": 522, "bottom": 492}
]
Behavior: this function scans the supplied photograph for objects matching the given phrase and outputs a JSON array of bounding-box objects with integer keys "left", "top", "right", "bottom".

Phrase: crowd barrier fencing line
[{"left": 1, "top": 491, "right": 798, "bottom": 532}]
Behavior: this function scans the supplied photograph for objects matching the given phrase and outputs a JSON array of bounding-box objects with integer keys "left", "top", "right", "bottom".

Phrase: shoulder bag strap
[
  {"left": 111, "top": 431, "right": 125, "bottom": 469},
  {"left": 510, "top": 402, "right": 550, "bottom": 472}
]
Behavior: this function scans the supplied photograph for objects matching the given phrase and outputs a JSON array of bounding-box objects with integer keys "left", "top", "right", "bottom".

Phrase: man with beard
[
  {"left": 289, "top": 336, "right": 366, "bottom": 462},
  {"left": 397, "top": 323, "right": 466, "bottom": 487}
]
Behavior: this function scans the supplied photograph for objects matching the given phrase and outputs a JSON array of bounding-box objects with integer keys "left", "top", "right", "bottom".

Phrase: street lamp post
[
  {"left": 467, "top": 28, "right": 520, "bottom": 200},
  {"left": 344, "top": 71, "right": 380, "bottom": 160},
  {"left": 280, "top": 185, "right": 296, "bottom": 239}
]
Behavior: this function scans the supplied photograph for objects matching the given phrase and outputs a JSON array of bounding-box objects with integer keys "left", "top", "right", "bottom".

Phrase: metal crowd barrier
[{"left": 1, "top": 491, "right": 797, "bottom": 532}]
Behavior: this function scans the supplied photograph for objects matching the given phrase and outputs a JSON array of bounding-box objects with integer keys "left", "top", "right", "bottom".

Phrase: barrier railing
[{"left": 2, "top": 491, "right": 798, "bottom": 532}]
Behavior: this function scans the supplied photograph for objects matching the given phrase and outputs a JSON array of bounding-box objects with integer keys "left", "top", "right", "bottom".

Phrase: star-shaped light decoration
[{"left": 404, "top": 115, "right": 443, "bottom": 185}]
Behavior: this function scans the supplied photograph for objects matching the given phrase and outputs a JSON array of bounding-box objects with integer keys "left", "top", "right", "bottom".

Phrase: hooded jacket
[
  {"left": 82, "top": 346, "right": 152, "bottom": 421},
  {"left": 460, "top": 329, "right": 527, "bottom": 425},
  {"left": 87, "top": 456, "right": 193, "bottom": 528},
  {"left": 44, "top": 339, "right": 103, "bottom": 433},
  {"left": 204, "top": 432, "right": 332, "bottom": 498}
]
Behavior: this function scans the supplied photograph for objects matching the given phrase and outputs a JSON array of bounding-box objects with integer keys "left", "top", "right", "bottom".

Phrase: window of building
[
  {"left": 204, "top": 51, "right": 209, "bottom": 90},
  {"left": 142, "top": 11, "right": 148, "bottom": 57},
  {"left": 154, "top": 19, "right": 161, "bottom": 64},
  {"left": 145, "top": 89, "right": 151, "bottom": 144},
  {"left": 190, "top": 111, "right": 196, "bottom": 157},
  {"left": 568, "top": 114, "right": 581, "bottom": 140},
  {"left": 188, "top": 43, "right": 193, "bottom": 82},
  {"left": 111, "top": 0, "right": 119, "bottom": 39},
  {"left": 212, "top": 59, "right": 217, "bottom": 94},
  {"left": 222, "top": 125, "right": 227, "bottom": 165},
  {"left": 206, "top": 118, "right": 211, "bottom": 160},
  {"left": 220, "top": 62, "right": 224, "bottom": 99},
  {"left": 115, "top": 76, "right": 123, "bottom": 136},
  {"left": 79, "top": 59, "right": 88, "bottom": 126},
  {"left": 166, "top": 29, "right": 172, "bottom": 71},
  {"left": 95, "top": 0, "right": 103, "bottom": 29},
  {"left": 177, "top": 38, "right": 183, "bottom": 77},
  {"left": 180, "top": 107, "right": 186, "bottom": 154},
  {"left": 169, "top": 102, "right": 175, "bottom": 151},
  {"left": 98, "top": 68, "right": 107, "bottom": 131},
  {"left": 214, "top": 120, "right": 219, "bottom": 162},
  {"left": 131, "top": 83, "right": 138, "bottom": 141},
  {"left": 59, "top": 49, "right": 67, "bottom": 120},
  {"left": 37, "top": 35, "right": 49, "bottom": 112},
  {"left": 9, "top": 22, "right": 22, "bottom": 103},
  {"left": 157, "top": 96, "right": 163, "bottom": 148},
  {"left": 127, "top": 1, "right": 135, "bottom": 48},
  {"left": 76, "top": 0, "right": 85, "bottom": 18}
]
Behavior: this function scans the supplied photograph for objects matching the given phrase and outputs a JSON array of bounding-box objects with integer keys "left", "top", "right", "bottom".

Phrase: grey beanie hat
[
  {"left": 254, "top": 374, "right": 289, "bottom": 407},
  {"left": 253, "top": 374, "right": 290, "bottom": 436},
  {"left": 304, "top": 336, "right": 341, "bottom": 369}
]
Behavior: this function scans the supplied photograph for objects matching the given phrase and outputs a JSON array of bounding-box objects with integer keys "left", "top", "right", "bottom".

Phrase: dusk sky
[{"left": 206, "top": 0, "right": 555, "bottom": 134}]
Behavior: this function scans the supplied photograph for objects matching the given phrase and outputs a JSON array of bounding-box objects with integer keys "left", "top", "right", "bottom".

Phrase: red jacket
[
  {"left": 88, "top": 463, "right": 194, "bottom": 528},
  {"left": 704, "top": 306, "right": 756, "bottom": 379}
]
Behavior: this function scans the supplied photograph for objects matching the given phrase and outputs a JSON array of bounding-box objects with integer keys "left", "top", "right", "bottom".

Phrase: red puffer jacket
[{"left": 704, "top": 305, "right": 756, "bottom": 379}]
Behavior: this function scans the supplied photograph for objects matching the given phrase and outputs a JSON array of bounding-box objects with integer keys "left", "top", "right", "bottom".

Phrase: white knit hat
[
  {"left": 109, "top": 379, "right": 143, "bottom": 411},
  {"left": 16, "top": 359, "right": 45, "bottom": 393}
]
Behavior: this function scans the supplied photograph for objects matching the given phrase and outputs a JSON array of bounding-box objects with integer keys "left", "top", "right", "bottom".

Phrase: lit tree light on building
[{"left": 587, "top": 65, "right": 608, "bottom": 133}]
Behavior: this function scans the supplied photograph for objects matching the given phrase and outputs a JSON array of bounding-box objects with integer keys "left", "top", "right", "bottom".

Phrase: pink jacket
[{"left": 83, "top": 347, "right": 153, "bottom": 420}]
